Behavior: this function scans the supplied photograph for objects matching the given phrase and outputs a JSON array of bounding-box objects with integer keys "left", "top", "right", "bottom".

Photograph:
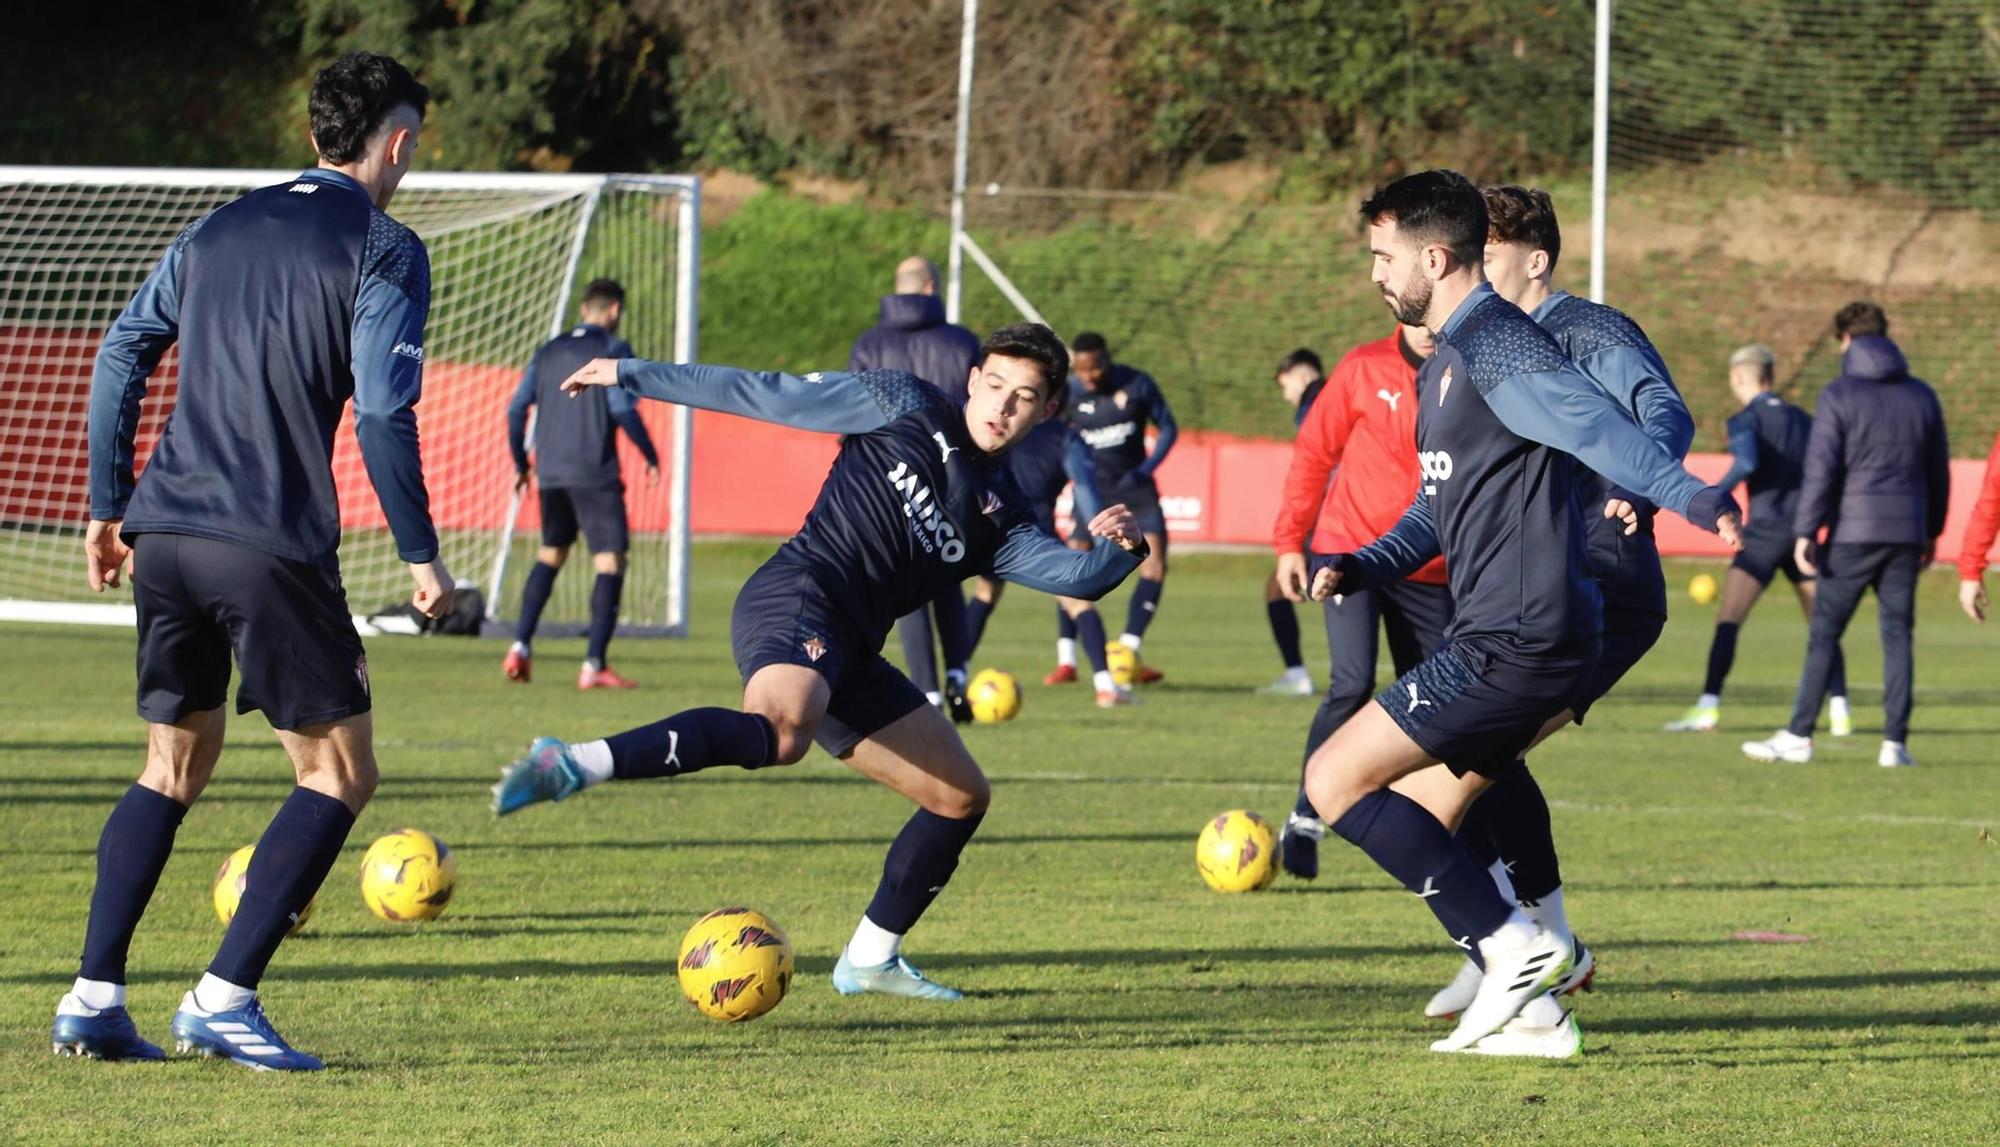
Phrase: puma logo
[
  {"left": 1376, "top": 388, "right": 1400, "bottom": 411},
  {"left": 933, "top": 431, "right": 959, "bottom": 464},
  {"left": 1416, "top": 877, "right": 1442, "bottom": 898},
  {"left": 1406, "top": 683, "right": 1433, "bottom": 713},
  {"left": 664, "top": 729, "right": 681, "bottom": 772}
]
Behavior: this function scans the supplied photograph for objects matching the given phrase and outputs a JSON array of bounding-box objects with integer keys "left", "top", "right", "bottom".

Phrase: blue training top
[{"left": 507, "top": 323, "right": 659, "bottom": 489}]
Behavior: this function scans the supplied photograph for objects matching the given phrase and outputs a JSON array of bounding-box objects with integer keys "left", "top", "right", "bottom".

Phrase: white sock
[
  {"left": 1487, "top": 859, "right": 1517, "bottom": 904},
  {"left": 510, "top": 640, "right": 530, "bottom": 657},
  {"left": 1697, "top": 692, "right": 1720, "bottom": 708},
  {"left": 192, "top": 973, "right": 255, "bottom": 1014},
  {"left": 1092, "top": 670, "right": 1116, "bottom": 693},
  {"left": 569, "top": 739, "right": 615, "bottom": 787},
  {"left": 1119, "top": 633, "right": 1142, "bottom": 652},
  {"left": 1522, "top": 886, "right": 1573, "bottom": 951},
  {"left": 1283, "top": 664, "right": 1310, "bottom": 683},
  {"left": 1518, "top": 993, "right": 1568, "bottom": 1028},
  {"left": 1056, "top": 637, "right": 1076, "bottom": 668},
  {"left": 925, "top": 691, "right": 944, "bottom": 707},
  {"left": 1477, "top": 910, "right": 1539, "bottom": 960},
  {"left": 72, "top": 977, "right": 124, "bottom": 1011},
  {"left": 583, "top": 657, "right": 604, "bottom": 673},
  {"left": 846, "top": 915, "right": 903, "bottom": 967}
]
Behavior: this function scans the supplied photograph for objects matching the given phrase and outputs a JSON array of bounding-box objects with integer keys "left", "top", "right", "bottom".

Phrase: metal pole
[
  {"left": 666, "top": 177, "right": 701, "bottom": 637},
  {"left": 946, "top": 0, "right": 979, "bottom": 323},
  {"left": 1589, "top": 0, "right": 1612, "bottom": 303}
]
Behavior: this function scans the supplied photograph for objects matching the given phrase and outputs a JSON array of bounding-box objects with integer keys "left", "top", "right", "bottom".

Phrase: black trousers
[
  {"left": 1302, "top": 579, "right": 1455, "bottom": 762},
  {"left": 1787, "top": 543, "right": 1922, "bottom": 742},
  {"left": 895, "top": 584, "right": 970, "bottom": 696}
]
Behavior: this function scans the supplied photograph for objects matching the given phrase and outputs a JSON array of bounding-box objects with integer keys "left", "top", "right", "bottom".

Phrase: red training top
[
  {"left": 1272, "top": 330, "right": 1447, "bottom": 584},
  {"left": 1958, "top": 429, "right": 2000, "bottom": 581}
]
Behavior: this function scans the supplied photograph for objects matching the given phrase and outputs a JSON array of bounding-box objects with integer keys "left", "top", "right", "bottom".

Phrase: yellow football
[
  {"left": 1689, "top": 573, "right": 1719, "bottom": 605},
  {"left": 967, "top": 668, "right": 1023, "bottom": 723},
  {"left": 676, "top": 907, "right": 795, "bottom": 1022},
  {"left": 1104, "top": 642, "right": 1138, "bottom": 687},
  {"left": 1196, "top": 810, "right": 1279, "bottom": 893},
  {"left": 212, "top": 844, "right": 313, "bottom": 934},
  {"left": 359, "top": 829, "right": 458, "bottom": 923}
]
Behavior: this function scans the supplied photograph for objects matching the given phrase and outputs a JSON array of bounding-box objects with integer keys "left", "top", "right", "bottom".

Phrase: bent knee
[
  {"left": 928, "top": 775, "right": 990, "bottom": 820},
  {"left": 770, "top": 726, "right": 816, "bottom": 766},
  {"left": 1302, "top": 754, "right": 1367, "bottom": 825}
]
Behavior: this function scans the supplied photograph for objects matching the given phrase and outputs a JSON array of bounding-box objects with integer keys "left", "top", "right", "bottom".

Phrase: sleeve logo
[{"left": 391, "top": 342, "right": 425, "bottom": 363}]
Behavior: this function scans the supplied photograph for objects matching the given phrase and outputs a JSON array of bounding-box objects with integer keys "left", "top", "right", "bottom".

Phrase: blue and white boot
[
  {"left": 171, "top": 992, "right": 324, "bottom": 1071},
  {"left": 51, "top": 994, "right": 164, "bottom": 1061},
  {"left": 831, "top": 950, "right": 964, "bottom": 1001},
  {"left": 492, "top": 735, "right": 587, "bottom": 815}
]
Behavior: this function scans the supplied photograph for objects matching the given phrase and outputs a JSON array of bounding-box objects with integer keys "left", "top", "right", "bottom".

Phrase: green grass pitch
[{"left": 2, "top": 544, "right": 1995, "bottom": 1144}]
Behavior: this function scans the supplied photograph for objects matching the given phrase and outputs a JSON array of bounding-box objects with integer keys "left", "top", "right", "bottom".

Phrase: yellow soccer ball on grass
[
  {"left": 1689, "top": 573, "right": 1720, "bottom": 605},
  {"left": 1104, "top": 643, "right": 1138, "bottom": 687},
  {"left": 359, "top": 828, "right": 458, "bottom": 922},
  {"left": 677, "top": 907, "right": 795, "bottom": 1022},
  {"left": 212, "top": 844, "right": 314, "bottom": 934},
  {"left": 967, "top": 668, "right": 1023, "bottom": 723},
  {"left": 1196, "top": 810, "right": 1279, "bottom": 893}
]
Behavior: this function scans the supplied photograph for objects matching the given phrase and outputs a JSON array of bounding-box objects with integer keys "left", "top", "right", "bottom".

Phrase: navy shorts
[
  {"left": 1072, "top": 478, "right": 1167, "bottom": 541},
  {"left": 730, "top": 560, "right": 927, "bottom": 758},
  {"left": 130, "top": 532, "right": 370, "bottom": 731},
  {"left": 1376, "top": 634, "right": 1600, "bottom": 778},
  {"left": 1570, "top": 606, "right": 1667, "bottom": 721},
  {"left": 540, "top": 483, "right": 630, "bottom": 555},
  {"left": 1734, "top": 529, "right": 1811, "bottom": 587}
]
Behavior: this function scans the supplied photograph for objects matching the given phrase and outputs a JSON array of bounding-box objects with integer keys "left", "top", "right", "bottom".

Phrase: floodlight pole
[
  {"left": 1589, "top": 0, "right": 1612, "bottom": 303},
  {"left": 946, "top": 0, "right": 979, "bottom": 323}
]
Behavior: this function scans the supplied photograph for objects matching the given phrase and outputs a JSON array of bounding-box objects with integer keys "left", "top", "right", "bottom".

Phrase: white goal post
[{"left": 0, "top": 167, "right": 698, "bottom": 637}]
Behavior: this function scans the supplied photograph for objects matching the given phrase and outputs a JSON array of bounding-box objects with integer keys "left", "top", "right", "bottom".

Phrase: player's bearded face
[
  {"left": 1369, "top": 220, "right": 1433, "bottom": 328},
  {"left": 964, "top": 356, "right": 1051, "bottom": 453}
]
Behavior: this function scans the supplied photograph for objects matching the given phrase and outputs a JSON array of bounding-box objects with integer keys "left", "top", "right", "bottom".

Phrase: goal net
[{"left": 0, "top": 169, "right": 698, "bottom": 634}]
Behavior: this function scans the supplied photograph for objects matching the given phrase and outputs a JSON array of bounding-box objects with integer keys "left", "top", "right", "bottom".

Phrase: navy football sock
[
  {"left": 585, "top": 571, "right": 623, "bottom": 666},
  {"left": 1331, "top": 789, "right": 1514, "bottom": 947},
  {"left": 964, "top": 598, "right": 995, "bottom": 657},
  {"left": 864, "top": 809, "right": 985, "bottom": 934},
  {"left": 515, "top": 561, "right": 559, "bottom": 646},
  {"left": 1479, "top": 763, "right": 1562, "bottom": 902},
  {"left": 1124, "top": 577, "right": 1164, "bottom": 639},
  {"left": 1267, "top": 599, "right": 1304, "bottom": 670},
  {"left": 78, "top": 784, "right": 188, "bottom": 984},
  {"left": 1057, "top": 606, "right": 1077, "bottom": 641},
  {"left": 1455, "top": 793, "right": 1505, "bottom": 868},
  {"left": 1702, "top": 621, "right": 1740, "bottom": 696},
  {"left": 208, "top": 788, "right": 355, "bottom": 990},
  {"left": 1292, "top": 788, "right": 1326, "bottom": 822},
  {"left": 1074, "top": 609, "right": 1111, "bottom": 674},
  {"left": 606, "top": 709, "right": 778, "bottom": 779},
  {"left": 1827, "top": 641, "right": 1849, "bottom": 699}
]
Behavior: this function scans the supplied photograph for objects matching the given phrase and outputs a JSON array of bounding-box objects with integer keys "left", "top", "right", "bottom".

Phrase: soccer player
[
  {"left": 1259, "top": 348, "right": 1328, "bottom": 697},
  {"left": 1270, "top": 324, "right": 1449, "bottom": 881},
  {"left": 60, "top": 52, "right": 450, "bottom": 1071},
  {"left": 1743, "top": 303, "right": 1950, "bottom": 768},
  {"left": 959, "top": 385, "right": 1128, "bottom": 706},
  {"left": 491, "top": 324, "right": 1147, "bottom": 998},
  {"left": 1048, "top": 332, "right": 1176, "bottom": 684},
  {"left": 1666, "top": 344, "right": 1851, "bottom": 734},
  {"left": 1415, "top": 184, "right": 1701, "bottom": 1038},
  {"left": 1957, "top": 425, "right": 2000, "bottom": 623},
  {"left": 1303, "top": 170, "right": 1740, "bottom": 1055},
  {"left": 504, "top": 278, "right": 660, "bottom": 689},
  {"left": 851, "top": 256, "right": 982, "bottom": 714}
]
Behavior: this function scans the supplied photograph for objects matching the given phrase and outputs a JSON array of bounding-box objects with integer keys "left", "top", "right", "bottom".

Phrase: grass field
[{"left": 3, "top": 543, "right": 1996, "bottom": 1144}]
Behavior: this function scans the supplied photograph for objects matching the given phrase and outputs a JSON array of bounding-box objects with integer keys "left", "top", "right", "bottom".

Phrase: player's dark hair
[
  {"left": 309, "top": 52, "right": 430, "bottom": 165},
  {"left": 580, "top": 278, "right": 625, "bottom": 311},
  {"left": 1070, "top": 331, "right": 1110, "bottom": 358},
  {"left": 1833, "top": 301, "right": 1889, "bottom": 338},
  {"left": 1482, "top": 185, "right": 1561, "bottom": 273},
  {"left": 982, "top": 323, "right": 1071, "bottom": 396},
  {"left": 1276, "top": 348, "right": 1323, "bottom": 378},
  {"left": 1360, "top": 170, "right": 1488, "bottom": 267}
]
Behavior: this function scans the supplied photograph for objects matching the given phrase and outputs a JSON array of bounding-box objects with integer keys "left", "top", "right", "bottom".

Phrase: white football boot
[
  {"left": 1878, "top": 740, "right": 1914, "bottom": 768},
  {"left": 1431, "top": 926, "right": 1570, "bottom": 1052},
  {"left": 1741, "top": 729, "right": 1812, "bottom": 763},
  {"left": 1465, "top": 1008, "right": 1583, "bottom": 1059}
]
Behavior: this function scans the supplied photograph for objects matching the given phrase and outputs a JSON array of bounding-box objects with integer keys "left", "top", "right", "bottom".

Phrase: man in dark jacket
[
  {"left": 850, "top": 256, "right": 982, "bottom": 716},
  {"left": 1743, "top": 303, "right": 1950, "bottom": 768}
]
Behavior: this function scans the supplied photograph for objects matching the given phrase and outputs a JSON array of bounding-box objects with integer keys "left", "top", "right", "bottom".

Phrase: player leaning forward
[
  {"left": 492, "top": 324, "right": 1146, "bottom": 998},
  {"left": 56, "top": 52, "right": 450, "bottom": 1070},
  {"left": 1304, "top": 171, "right": 1742, "bottom": 1054}
]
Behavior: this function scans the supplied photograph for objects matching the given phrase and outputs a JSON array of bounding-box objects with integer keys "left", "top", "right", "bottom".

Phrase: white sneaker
[
  {"left": 1742, "top": 729, "right": 1812, "bottom": 763},
  {"left": 1425, "top": 957, "right": 1483, "bottom": 1019},
  {"left": 1664, "top": 702, "right": 1719, "bottom": 732},
  {"left": 1431, "top": 928, "right": 1570, "bottom": 1052},
  {"left": 1258, "top": 666, "right": 1315, "bottom": 696},
  {"left": 1829, "top": 696, "right": 1853, "bottom": 738},
  {"left": 1878, "top": 741, "right": 1914, "bottom": 768},
  {"left": 1463, "top": 1009, "right": 1584, "bottom": 1059}
]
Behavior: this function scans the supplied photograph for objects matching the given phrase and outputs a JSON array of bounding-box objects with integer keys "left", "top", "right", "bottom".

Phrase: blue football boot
[
  {"left": 171, "top": 993, "right": 324, "bottom": 1071},
  {"left": 831, "top": 950, "right": 964, "bottom": 1001},
  {"left": 492, "top": 735, "right": 587, "bottom": 816},
  {"left": 51, "top": 996, "right": 165, "bottom": 1061}
]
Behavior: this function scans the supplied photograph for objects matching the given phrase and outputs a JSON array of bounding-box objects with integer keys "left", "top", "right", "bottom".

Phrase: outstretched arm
[
  {"left": 566, "top": 359, "right": 911, "bottom": 436},
  {"left": 1307, "top": 495, "right": 1440, "bottom": 598},
  {"left": 991, "top": 506, "right": 1147, "bottom": 598}
]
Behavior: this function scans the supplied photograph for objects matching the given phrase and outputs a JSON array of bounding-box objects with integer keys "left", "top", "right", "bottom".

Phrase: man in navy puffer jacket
[{"left": 1744, "top": 303, "right": 1950, "bottom": 768}]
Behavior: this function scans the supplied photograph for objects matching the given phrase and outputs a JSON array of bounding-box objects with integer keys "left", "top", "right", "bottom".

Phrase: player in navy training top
[
  {"left": 1410, "top": 184, "right": 1698, "bottom": 1029},
  {"left": 491, "top": 324, "right": 1147, "bottom": 999},
  {"left": 1300, "top": 171, "right": 1741, "bottom": 1056},
  {"left": 959, "top": 384, "right": 1134, "bottom": 707},
  {"left": 61, "top": 52, "right": 449, "bottom": 1072},
  {"left": 503, "top": 278, "right": 660, "bottom": 690},
  {"left": 1261, "top": 347, "right": 1327, "bottom": 697},
  {"left": 1052, "top": 333, "right": 1177, "bottom": 684},
  {"left": 1666, "top": 344, "right": 1850, "bottom": 734}
]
